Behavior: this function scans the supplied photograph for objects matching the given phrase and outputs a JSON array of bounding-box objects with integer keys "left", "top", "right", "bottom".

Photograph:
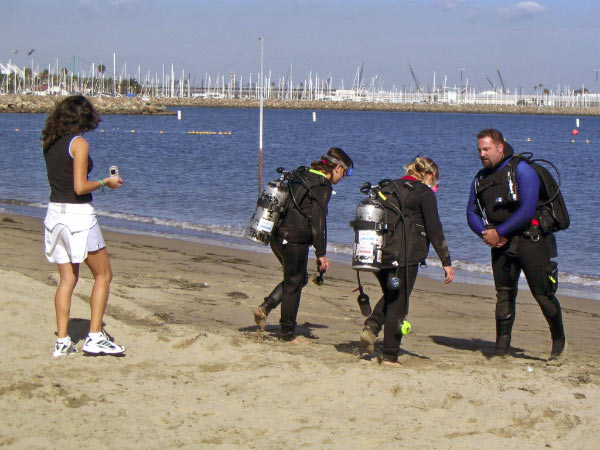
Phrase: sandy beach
[{"left": 0, "top": 211, "right": 598, "bottom": 449}]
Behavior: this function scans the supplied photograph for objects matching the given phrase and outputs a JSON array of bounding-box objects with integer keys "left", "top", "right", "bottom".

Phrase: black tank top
[{"left": 44, "top": 134, "right": 93, "bottom": 203}]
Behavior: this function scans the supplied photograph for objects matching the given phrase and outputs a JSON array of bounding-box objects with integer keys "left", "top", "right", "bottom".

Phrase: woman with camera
[
  {"left": 42, "top": 95, "right": 125, "bottom": 357},
  {"left": 253, "top": 147, "right": 354, "bottom": 342},
  {"left": 359, "top": 156, "right": 454, "bottom": 366}
]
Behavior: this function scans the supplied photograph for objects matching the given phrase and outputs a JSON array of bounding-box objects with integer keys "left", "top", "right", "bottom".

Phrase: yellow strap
[{"left": 309, "top": 169, "right": 328, "bottom": 178}]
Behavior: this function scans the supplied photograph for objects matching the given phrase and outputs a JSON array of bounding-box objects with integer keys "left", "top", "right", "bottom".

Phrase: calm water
[{"left": 1, "top": 106, "right": 598, "bottom": 299}]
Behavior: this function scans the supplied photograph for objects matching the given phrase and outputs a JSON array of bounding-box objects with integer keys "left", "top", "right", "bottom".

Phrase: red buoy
[{"left": 572, "top": 129, "right": 579, "bottom": 136}]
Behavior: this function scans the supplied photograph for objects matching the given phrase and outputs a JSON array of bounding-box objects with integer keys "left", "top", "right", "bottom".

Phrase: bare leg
[
  {"left": 55, "top": 263, "right": 79, "bottom": 338},
  {"left": 84, "top": 248, "right": 113, "bottom": 333}
]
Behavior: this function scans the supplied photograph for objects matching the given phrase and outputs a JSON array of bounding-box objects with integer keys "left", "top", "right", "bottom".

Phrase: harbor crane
[
  {"left": 352, "top": 62, "right": 364, "bottom": 92},
  {"left": 408, "top": 63, "right": 423, "bottom": 92},
  {"left": 496, "top": 66, "right": 508, "bottom": 94},
  {"left": 486, "top": 77, "right": 496, "bottom": 90}
]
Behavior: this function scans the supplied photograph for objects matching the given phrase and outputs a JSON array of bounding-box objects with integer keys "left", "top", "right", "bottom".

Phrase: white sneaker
[
  {"left": 53, "top": 339, "right": 78, "bottom": 357},
  {"left": 82, "top": 331, "right": 125, "bottom": 355}
]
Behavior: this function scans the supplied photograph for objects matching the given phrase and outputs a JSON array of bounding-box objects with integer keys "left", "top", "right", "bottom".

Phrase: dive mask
[{"left": 323, "top": 155, "right": 353, "bottom": 177}]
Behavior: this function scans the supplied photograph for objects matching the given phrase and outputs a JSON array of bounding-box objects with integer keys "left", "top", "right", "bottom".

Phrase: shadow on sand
[
  {"left": 430, "top": 335, "right": 546, "bottom": 362},
  {"left": 239, "top": 321, "right": 328, "bottom": 341}
]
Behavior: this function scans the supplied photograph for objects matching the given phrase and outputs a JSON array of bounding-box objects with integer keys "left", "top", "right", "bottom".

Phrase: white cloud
[
  {"left": 77, "top": 0, "right": 142, "bottom": 15},
  {"left": 498, "top": 1, "right": 546, "bottom": 20},
  {"left": 437, "top": 0, "right": 467, "bottom": 10},
  {"left": 108, "top": 0, "right": 141, "bottom": 8},
  {"left": 77, "top": 0, "right": 100, "bottom": 13}
]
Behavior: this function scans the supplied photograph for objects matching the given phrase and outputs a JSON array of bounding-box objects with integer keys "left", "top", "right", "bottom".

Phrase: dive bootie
[
  {"left": 546, "top": 313, "right": 567, "bottom": 366},
  {"left": 547, "top": 339, "right": 567, "bottom": 366},
  {"left": 491, "top": 317, "right": 513, "bottom": 358},
  {"left": 492, "top": 334, "right": 511, "bottom": 359}
]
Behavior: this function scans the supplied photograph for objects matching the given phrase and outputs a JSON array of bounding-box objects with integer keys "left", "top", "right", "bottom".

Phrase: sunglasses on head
[{"left": 324, "top": 155, "right": 353, "bottom": 177}]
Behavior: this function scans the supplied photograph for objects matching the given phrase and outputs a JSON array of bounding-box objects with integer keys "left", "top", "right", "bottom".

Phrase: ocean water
[{"left": 1, "top": 106, "right": 598, "bottom": 300}]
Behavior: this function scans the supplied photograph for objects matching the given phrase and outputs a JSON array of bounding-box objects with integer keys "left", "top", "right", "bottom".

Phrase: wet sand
[{"left": 0, "top": 212, "right": 598, "bottom": 449}]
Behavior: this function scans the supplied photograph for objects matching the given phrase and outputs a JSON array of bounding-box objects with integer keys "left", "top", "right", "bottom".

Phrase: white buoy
[
  {"left": 177, "top": 110, "right": 182, "bottom": 120},
  {"left": 312, "top": 111, "right": 317, "bottom": 122},
  {"left": 576, "top": 118, "right": 580, "bottom": 128}
]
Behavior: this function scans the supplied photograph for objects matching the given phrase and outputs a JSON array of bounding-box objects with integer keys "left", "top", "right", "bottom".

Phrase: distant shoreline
[{"left": 2, "top": 93, "right": 600, "bottom": 116}]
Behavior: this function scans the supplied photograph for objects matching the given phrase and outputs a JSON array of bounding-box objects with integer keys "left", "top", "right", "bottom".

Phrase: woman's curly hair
[
  {"left": 42, "top": 95, "right": 101, "bottom": 151},
  {"left": 404, "top": 156, "right": 439, "bottom": 182}
]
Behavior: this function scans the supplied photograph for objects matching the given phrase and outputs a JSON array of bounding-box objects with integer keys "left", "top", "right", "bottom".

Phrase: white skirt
[{"left": 44, "top": 202, "right": 106, "bottom": 264}]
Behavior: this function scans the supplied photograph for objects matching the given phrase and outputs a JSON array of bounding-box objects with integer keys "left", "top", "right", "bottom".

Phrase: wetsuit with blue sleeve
[
  {"left": 466, "top": 141, "right": 564, "bottom": 359},
  {"left": 467, "top": 157, "right": 540, "bottom": 238}
]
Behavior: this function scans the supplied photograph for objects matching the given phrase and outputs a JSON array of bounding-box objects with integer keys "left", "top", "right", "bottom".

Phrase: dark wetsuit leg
[
  {"left": 366, "top": 266, "right": 418, "bottom": 361},
  {"left": 260, "top": 238, "right": 285, "bottom": 314},
  {"left": 364, "top": 293, "right": 385, "bottom": 334},
  {"left": 491, "top": 247, "right": 520, "bottom": 340},
  {"left": 279, "top": 244, "right": 310, "bottom": 337},
  {"left": 518, "top": 237, "right": 565, "bottom": 342},
  {"left": 261, "top": 282, "right": 283, "bottom": 314},
  {"left": 492, "top": 235, "right": 565, "bottom": 351}
]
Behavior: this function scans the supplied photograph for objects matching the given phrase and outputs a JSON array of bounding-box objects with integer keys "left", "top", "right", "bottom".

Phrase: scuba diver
[
  {"left": 359, "top": 156, "right": 454, "bottom": 366},
  {"left": 253, "top": 147, "right": 354, "bottom": 341},
  {"left": 467, "top": 128, "right": 567, "bottom": 365}
]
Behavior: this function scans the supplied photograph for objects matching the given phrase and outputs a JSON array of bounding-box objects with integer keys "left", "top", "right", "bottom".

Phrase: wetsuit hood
[
  {"left": 479, "top": 141, "right": 515, "bottom": 174},
  {"left": 496, "top": 141, "right": 514, "bottom": 168}
]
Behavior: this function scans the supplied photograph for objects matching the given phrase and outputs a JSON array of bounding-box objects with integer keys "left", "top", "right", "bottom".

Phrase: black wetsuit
[
  {"left": 365, "top": 177, "right": 451, "bottom": 361},
  {"left": 260, "top": 168, "right": 333, "bottom": 338},
  {"left": 466, "top": 143, "right": 565, "bottom": 355}
]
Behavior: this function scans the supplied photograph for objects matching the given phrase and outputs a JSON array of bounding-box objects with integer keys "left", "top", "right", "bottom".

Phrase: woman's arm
[
  {"left": 71, "top": 137, "right": 122, "bottom": 194},
  {"left": 310, "top": 184, "right": 332, "bottom": 258},
  {"left": 420, "top": 189, "right": 451, "bottom": 267},
  {"left": 420, "top": 190, "right": 454, "bottom": 283}
]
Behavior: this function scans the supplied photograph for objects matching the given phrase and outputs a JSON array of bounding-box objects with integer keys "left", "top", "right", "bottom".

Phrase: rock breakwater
[
  {"left": 1, "top": 94, "right": 600, "bottom": 116},
  {"left": 0, "top": 95, "right": 173, "bottom": 115}
]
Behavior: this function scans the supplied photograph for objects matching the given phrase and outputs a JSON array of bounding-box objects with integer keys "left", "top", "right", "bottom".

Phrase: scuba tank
[
  {"left": 245, "top": 170, "right": 290, "bottom": 245},
  {"left": 349, "top": 182, "right": 387, "bottom": 272},
  {"left": 349, "top": 181, "right": 412, "bottom": 335}
]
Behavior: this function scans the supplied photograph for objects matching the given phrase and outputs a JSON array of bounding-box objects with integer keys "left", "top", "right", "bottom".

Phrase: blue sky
[{"left": 2, "top": 0, "right": 598, "bottom": 93}]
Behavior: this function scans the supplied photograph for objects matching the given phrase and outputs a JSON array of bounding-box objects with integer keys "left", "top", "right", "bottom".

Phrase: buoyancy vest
[
  {"left": 379, "top": 179, "right": 430, "bottom": 267},
  {"left": 277, "top": 167, "right": 331, "bottom": 245},
  {"left": 508, "top": 154, "right": 570, "bottom": 233},
  {"left": 474, "top": 162, "right": 520, "bottom": 227}
]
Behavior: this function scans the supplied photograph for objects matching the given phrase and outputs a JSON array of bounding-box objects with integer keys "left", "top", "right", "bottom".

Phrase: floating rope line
[
  {"left": 6, "top": 129, "right": 594, "bottom": 142},
  {"left": 7, "top": 128, "right": 232, "bottom": 135},
  {"left": 509, "top": 137, "right": 592, "bottom": 144}
]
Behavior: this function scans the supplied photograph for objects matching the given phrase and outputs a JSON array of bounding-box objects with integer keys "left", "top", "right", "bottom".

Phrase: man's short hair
[{"left": 477, "top": 128, "right": 504, "bottom": 144}]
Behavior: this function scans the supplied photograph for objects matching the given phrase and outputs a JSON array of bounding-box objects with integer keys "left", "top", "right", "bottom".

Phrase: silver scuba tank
[
  {"left": 350, "top": 194, "right": 386, "bottom": 271},
  {"left": 245, "top": 177, "right": 289, "bottom": 245}
]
